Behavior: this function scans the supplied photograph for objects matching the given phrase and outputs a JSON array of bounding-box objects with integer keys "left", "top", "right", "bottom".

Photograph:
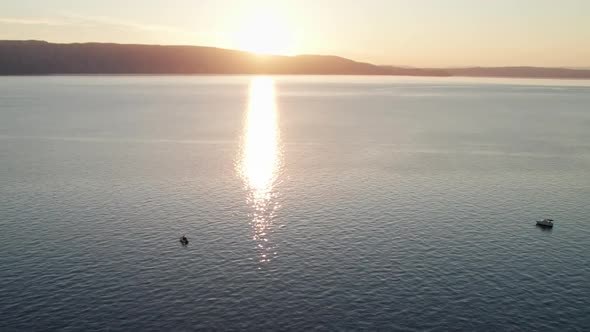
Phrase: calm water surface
[{"left": 1, "top": 76, "right": 590, "bottom": 331}]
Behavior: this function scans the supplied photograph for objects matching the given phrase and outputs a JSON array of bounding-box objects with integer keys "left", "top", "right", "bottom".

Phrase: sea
[{"left": 1, "top": 75, "right": 589, "bottom": 331}]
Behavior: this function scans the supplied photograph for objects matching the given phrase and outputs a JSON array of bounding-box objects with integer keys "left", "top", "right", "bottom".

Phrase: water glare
[{"left": 238, "top": 77, "right": 282, "bottom": 265}]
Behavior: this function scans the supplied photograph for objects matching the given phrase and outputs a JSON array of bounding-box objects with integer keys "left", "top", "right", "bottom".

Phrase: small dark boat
[
  {"left": 536, "top": 218, "right": 554, "bottom": 228},
  {"left": 180, "top": 236, "right": 189, "bottom": 245}
]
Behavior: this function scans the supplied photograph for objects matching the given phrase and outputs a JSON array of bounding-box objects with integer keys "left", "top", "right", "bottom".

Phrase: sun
[{"left": 236, "top": 10, "right": 295, "bottom": 55}]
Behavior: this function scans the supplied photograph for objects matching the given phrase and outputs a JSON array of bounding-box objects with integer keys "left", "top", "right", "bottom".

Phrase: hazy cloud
[
  {"left": 0, "top": 17, "right": 73, "bottom": 26},
  {"left": 57, "top": 11, "right": 188, "bottom": 34},
  {"left": 0, "top": 13, "right": 188, "bottom": 34}
]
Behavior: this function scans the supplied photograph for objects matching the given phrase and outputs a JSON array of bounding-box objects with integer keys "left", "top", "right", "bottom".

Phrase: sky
[{"left": 1, "top": 0, "right": 589, "bottom": 67}]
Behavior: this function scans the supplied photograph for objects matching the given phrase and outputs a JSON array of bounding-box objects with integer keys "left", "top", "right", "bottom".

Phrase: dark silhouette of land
[
  {"left": 1, "top": 40, "right": 589, "bottom": 79},
  {"left": 0, "top": 40, "right": 446, "bottom": 76},
  {"left": 443, "top": 67, "right": 590, "bottom": 79}
]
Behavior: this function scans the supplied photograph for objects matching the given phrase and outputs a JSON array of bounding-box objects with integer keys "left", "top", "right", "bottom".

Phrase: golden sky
[{"left": 1, "top": 0, "right": 589, "bottom": 67}]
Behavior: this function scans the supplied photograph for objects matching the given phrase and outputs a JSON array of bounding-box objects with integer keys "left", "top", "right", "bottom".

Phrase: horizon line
[{"left": 2, "top": 39, "right": 588, "bottom": 70}]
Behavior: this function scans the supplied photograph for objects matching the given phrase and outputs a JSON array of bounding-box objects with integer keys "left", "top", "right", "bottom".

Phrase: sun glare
[
  {"left": 238, "top": 77, "right": 283, "bottom": 264},
  {"left": 240, "top": 77, "right": 280, "bottom": 199},
  {"left": 236, "top": 10, "right": 295, "bottom": 55}
]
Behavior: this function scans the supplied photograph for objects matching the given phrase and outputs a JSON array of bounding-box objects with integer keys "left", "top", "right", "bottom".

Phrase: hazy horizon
[
  {"left": 1, "top": 0, "right": 589, "bottom": 68},
  {"left": 2, "top": 39, "right": 590, "bottom": 70}
]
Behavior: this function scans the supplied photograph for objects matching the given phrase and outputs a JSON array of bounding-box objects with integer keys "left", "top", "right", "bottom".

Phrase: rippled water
[{"left": 1, "top": 76, "right": 590, "bottom": 331}]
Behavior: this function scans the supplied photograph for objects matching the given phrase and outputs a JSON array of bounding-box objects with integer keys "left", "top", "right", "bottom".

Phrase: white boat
[{"left": 536, "top": 218, "right": 554, "bottom": 227}]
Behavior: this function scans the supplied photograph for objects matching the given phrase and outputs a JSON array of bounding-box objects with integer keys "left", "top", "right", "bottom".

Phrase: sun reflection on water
[{"left": 238, "top": 77, "right": 282, "bottom": 265}]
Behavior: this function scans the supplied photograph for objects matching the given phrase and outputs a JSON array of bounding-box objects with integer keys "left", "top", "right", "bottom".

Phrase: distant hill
[
  {"left": 0, "top": 40, "right": 589, "bottom": 79},
  {"left": 0, "top": 40, "right": 447, "bottom": 76},
  {"left": 444, "top": 67, "right": 590, "bottom": 79}
]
